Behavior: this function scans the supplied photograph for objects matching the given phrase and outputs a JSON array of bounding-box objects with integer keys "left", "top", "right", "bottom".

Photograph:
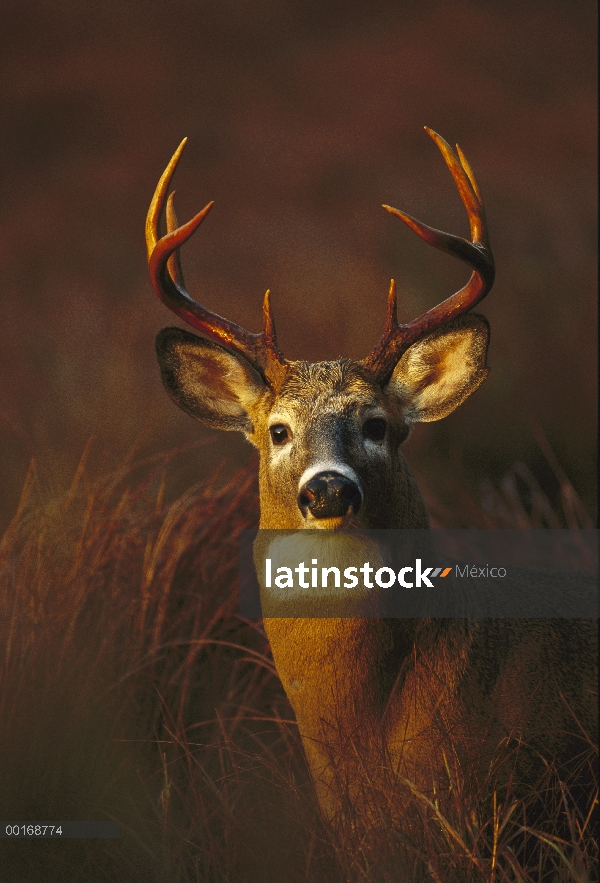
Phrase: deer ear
[
  {"left": 156, "top": 327, "right": 268, "bottom": 433},
  {"left": 385, "top": 314, "right": 490, "bottom": 423}
]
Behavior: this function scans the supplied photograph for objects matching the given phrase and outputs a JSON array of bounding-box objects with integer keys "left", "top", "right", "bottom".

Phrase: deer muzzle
[{"left": 298, "top": 471, "right": 362, "bottom": 519}]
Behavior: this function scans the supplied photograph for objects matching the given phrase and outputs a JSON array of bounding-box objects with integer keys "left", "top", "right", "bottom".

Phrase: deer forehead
[{"left": 264, "top": 360, "right": 388, "bottom": 430}]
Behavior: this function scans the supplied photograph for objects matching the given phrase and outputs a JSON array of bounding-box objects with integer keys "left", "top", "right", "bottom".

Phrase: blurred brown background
[{"left": 0, "top": 0, "right": 596, "bottom": 530}]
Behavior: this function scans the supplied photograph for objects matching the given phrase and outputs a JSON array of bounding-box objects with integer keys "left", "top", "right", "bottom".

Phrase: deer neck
[{"left": 257, "top": 456, "right": 430, "bottom": 805}]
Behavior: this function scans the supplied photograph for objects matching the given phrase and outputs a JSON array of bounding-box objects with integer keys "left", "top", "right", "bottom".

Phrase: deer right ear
[
  {"left": 385, "top": 314, "right": 490, "bottom": 423},
  {"left": 156, "top": 327, "right": 268, "bottom": 433}
]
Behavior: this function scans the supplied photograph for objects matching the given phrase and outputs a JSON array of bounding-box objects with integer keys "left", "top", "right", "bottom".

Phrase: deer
[{"left": 145, "top": 129, "right": 597, "bottom": 824}]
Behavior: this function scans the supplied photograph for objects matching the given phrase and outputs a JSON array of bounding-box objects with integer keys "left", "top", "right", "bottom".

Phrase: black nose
[{"left": 298, "top": 471, "right": 362, "bottom": 519}]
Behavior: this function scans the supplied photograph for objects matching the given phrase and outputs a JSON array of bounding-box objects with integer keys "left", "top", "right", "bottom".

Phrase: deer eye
[
  {"left": 363, "top": 418, "right": 387, "bottom": 442},
  {"left": 270, "top": 424, "right": 290, "bottom": 445}
]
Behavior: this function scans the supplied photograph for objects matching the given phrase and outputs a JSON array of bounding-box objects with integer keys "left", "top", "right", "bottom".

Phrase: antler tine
[
  {"left": 362, "top": 128, "right": 495, "bottom": 383},
  {"left": 165, "top": 191, "right": 186, "bottom": 289},
  {"left": 146, "top": 141, "right": 288, "bottom": 387}
]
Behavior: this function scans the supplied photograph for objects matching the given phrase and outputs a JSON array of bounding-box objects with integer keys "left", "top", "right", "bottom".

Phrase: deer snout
[{"left": 298, "top": 471, "right": 362, "bottom": 519}]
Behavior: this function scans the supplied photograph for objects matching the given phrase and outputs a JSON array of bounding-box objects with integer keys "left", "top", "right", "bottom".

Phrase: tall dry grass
[{"left": 0, "top": 442, "right": 597, "bottom": 882}]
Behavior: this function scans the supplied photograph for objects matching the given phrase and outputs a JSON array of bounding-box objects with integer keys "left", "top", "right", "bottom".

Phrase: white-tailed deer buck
[{"left": 146, "top": 130, "right": 597, "bottom": 822}]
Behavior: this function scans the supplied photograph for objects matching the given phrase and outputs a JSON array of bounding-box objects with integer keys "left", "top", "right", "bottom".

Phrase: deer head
[{"left": 146, "top": 128, "right": 494, "bottom": 535}]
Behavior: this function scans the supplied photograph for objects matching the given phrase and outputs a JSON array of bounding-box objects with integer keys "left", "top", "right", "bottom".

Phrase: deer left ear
[{"left": 385, "top": 314, "right": 490, "bottom": 422}]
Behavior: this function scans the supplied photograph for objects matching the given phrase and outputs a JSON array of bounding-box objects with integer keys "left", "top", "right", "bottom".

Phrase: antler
[
  {"left": 361, "top": 127, "right": 495, "bottom": 383},
  {"left": 146, "top": 139, "right": 289, "bottom": 388}
]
